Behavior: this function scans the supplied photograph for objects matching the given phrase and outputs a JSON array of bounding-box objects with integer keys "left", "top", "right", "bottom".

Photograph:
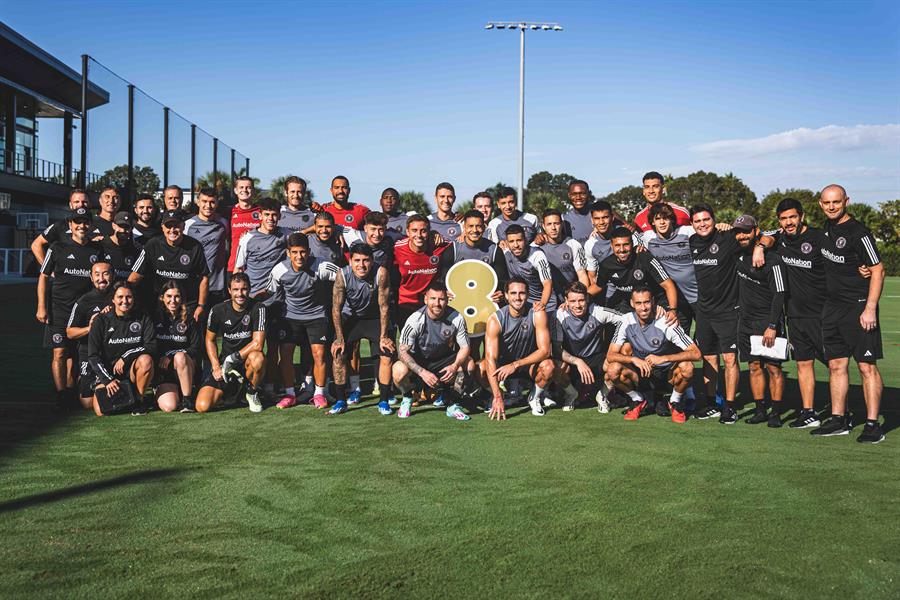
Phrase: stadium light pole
[{"left": 485, "top": 21, "right": 563, "bottom": 211}]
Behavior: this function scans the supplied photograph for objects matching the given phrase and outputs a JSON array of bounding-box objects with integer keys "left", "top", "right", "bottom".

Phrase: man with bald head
[{"left": 813, "top": 184, "right": 885, "bottom": 443}]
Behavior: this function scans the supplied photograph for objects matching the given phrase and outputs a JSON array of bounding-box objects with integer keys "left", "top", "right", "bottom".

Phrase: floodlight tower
[{"left": 485, "top": 21, "right": 563, "bottom": 210}]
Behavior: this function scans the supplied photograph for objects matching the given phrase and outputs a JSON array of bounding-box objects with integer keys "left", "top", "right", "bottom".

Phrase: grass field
[{"left": 1, "top": 280, "right": 898, "bottom": 598}]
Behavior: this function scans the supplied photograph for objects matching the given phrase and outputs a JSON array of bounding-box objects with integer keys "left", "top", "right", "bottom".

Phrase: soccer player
[
  {"left": 279, "top": 176, "right": 319, "bottom": 237},
  {"left": 473, "top": 191, "right": 494, "bottom": 223},
  {"left": 480, "top": 277, "right": 563, "bottom": 419},
  {"left": 380, "top": 187, "right": 411, "bottom": 243},
  {"left": 37, "top": 207, "right": 105, "bottom": 408},
  {"left": 393, "top": 282, "right": 471, "bottom": 420},
  {"left": 324, "top": 175, "right": 370, "bottom": 230},
  {"left": 813, "top": 184, "right": 885, "bottom": 443},
  {"left": 66, "top": 260, "right": 113, "bottom": 410},
  {"left": 485, "top": 187, "right": 540, "bottom": 243},
  {"left": 633, "top": 171, "right": 691, "bottom": 232},
  {"left": 330, "top": 243, "right": 395, "bottom": 415},
  {"left": 30, "top": 189, "right": 94, "bottom": 264},
  {"left": 266, "top": 233, "right": 339, "bottom": 409},
  {"left": 227, "top": 175, "right": 258, "bottom": 273},
  {"left": 102, "top": 212, "right": 140, "bottom": 280},
  {"left": 132, "top": 193, "right": 160, "bottom": 246},
  {"left": 563, "top": 180, "right": 595, "bottom": 243},
  {"left": 733, "top": 215, "right": 787, "bottom": 427},
  {"left": 94, "top": 186, "right": 120, "bottom": 238},
  {"left": 591, "top": 227, "right": 679, "bottom": 319},
  {"left": 538, "top": 209, "right": 590, "bottom": 307},
  {"left": 153, "top": 281, "right": 201, "bottom": 413},
  {"left": 197, "top": 273, "right": 266, "bottom": 413},
  {"left": 584, "top": 200, "right": 624, "bottom": 302},
  {"left": 185, "top": 188, "right": 230, "bottom": 308},
  {"left": 438, "top": 210, "right": 508, "bottom": 295},
  {"left": 87, "top": 281, "right": 156, "bottom": 416},
  {"left": 343, "top": 211, "right": 394, "bottom": 269},
  {"left": 606, "top": 288, "right": 700, "bottom": 424},
  {"left": 163, "top": 185, "right": 184, "bottom": 211},
  {"left": 428, "top": 182, "right": 463, "bottom": 242},
  {"left": 129, "top": 210, "right": 209, "bottom": 320},
  {"left": 689, "top": 203, "right": 742, "bottom": 422},
  {"left": 392, "top": 214, "right": 450, "bottom": 326},
  {"left": 639, "top": 202, "right": 699, "bottom": 330},
  {"left": 554, "top": 282, "right": 624, "bottom": 412},
  {"left": 308, "top": 211, "right": 346, "bottom": 265},
  {"left": 502, "top": 224, "right": 554, "bottom": 312}
]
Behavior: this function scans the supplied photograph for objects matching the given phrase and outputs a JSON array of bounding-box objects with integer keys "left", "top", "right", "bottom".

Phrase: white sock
[
  {"left": 284, "top": 386, "right": 295, "bottom": 397},
  {"left": 530, "top": 385, "right": 545, "bottom": 401},
  {"left": 349, "top": 375, "right": 360, "bottom": 391},
  {"left": 304, "top": 375, "right": 313, "bottom": 387},
  {"left": 627, "top": 390, "right": 643, "bottom": 402},
  {"left": 670, "top": 390, "right": 684, "bottom": 404},
  {"left": 315, "top": 385, "right": 327, "bottom": 396}
]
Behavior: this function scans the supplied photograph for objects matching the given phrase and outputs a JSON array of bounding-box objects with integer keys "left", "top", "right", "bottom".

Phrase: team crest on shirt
[
  {"left": 429, "top": 256, "right": 439, "bottom": 265},
  {"left": 278, "top": 328, "right": 286, "bottom": 340},
  {"left": 179, "top": 254, "right": 190, "bottom": 265},
  {"left": 252, "top": 211, "right": 260, "bottom": 219},
  {"left": 836, "top": 237, "right": 846, "bottom": 249},
  {"left": 242, "top": 314, "right": 251, "bottom": 325},
  {"left": 651, "top": 337, "right": 661, "bottom": 347},
  {"left": 441, "top": 327, "right": 453, "bottom": 339},
  {"left": 126, "top": 257, "right": 133, "bottom": 266},
  {"left": 89, "top": 254, "right": 98, "bottom": 263},
  {"left": 633, "top": 269, "right": 644, "bottom": 281},
  {"left": 130, "top": 321, "right": 141, "bottom": 333},
  {"left": 801, "top": 242, "right": 813, "bottom": 254},
  {"left": 563, "top": 252, "right": 571, "bottom": 260},
  {"left": 587, "top": 321, "right": 596, "bottom": 330},
  {"left": 709, "top": 244, "right": 719, "bottom": 254},
  {"left": 448, "top": 227, "right": 458, "bottom": 237},
  {"left": 345, "top": 215, "right": 354, "bottom": 223},
  {"left": 52, "top": 333, "right": 63, "bottom": 344},
  {"left": 176, "top": 322, "right": 187, "bottom": 334},
  {"left": 302, "top": 215, "right": 310, "bottom": 223}
]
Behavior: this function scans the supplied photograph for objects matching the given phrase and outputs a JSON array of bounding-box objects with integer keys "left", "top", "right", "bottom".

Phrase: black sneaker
[
  {"left": 789, "top": 410, "right": 820, "bottom": 429},
  {"left": 856, "top": 422, "right": 885, "bottom": 444},
  {"left": 179, "top": 399, "right": 195, "bottom": 413},
  {"left": 810, "top": 416, "right": 850, "bottom": 437},
  {"left": 767, "top": 410, "right": 783, "bottom": 428},
  {"left": 719, "top": 406, "right": 738, "bottom": 425},
  {"left": 655, "top": 400, "right": 671, "bottom": 417},
  {"left": 746, "top": 409, "right": 768, "bottom": 425},
  {"left": 694, "top": 405, "right": 721, "bottom": 420}
]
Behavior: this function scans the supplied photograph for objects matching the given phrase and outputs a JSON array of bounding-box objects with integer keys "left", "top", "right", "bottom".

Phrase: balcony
[{"left": 1, "top": 150, "right": 100, "bottom": 188}]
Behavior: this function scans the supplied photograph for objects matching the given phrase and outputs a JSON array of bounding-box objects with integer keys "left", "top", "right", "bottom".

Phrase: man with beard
[
  {"left": 584, "top": 200, "right": 627, "bottom": 304},
  {"left": 633, "top": 171, "right": 691, "bottom": 233},
  {"left": 132, "top": 194, "right": 160, "bottom": 246},
  {"left": 392, "top": 214, "right": 450, "bottom": 327},
  {"left": 502, "top": 224, "right": 554, "bottom": 313},
  {"left": 279, "top": 176, "right": 320, "bottom": 237},
  {"left": 308, "top": 211, "right": 346, "bottom": 265},
  {"left": 324, "top": 175, "right": 369, "bottom": 231},
  {"left": 31, "top": 189, "right": 95, "bottom": 263},
  {"left": 537, "top": 209, "right": 590, "bottom": 308},
  {"left": 102, "top": 212, "right": 141, "bottom": 280},
  {"left": 66, "top": 260, "right": 113, "bottom": 409},
  {"left": 485, "top": 187, "right": 540, "bottom": 243}
]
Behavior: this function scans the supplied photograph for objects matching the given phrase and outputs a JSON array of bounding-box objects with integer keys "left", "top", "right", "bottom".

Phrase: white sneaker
[
  {"left": 246, "top": 392, "right": 263, "bottom": 413},
  {"left": 398, "top": 398, "right": 412, "bottom": 419},
  {"left": 562, "top": 387, "right": 578, "bottom": 412},
  {"left": 596, "top": 390, "right": 610, "bottom": 414},
  {"left": 528, "top": 393, "right": 545, "bottom": 416},
  {"left": 542, "top": 397, "right": 557, "bottom": 408}
]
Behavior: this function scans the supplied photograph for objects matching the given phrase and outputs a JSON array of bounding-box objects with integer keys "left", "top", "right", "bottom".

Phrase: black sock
[
  {"left": 335, "top": 384, "right": 346, "bottom": 402},
  {"left": 183, "top": 395, "right": 194, "bottom": 409},
  {"left": 866, "top": 418, "right": 879, "bottom": 427},
  {"left": 831, "top": 413, "right": 844, "bottom": 423},
  {"left": 770, "top": 401, "right": 782, "bottom": 414},
  {"left": 754, "top": 400, "right": 765, "bottom": 412},
  {"left": 726, "top": 401, "right": 737, "bottom": 411},
  {"left": 379, "top": 383, "right": 390, "bottom": 403}
]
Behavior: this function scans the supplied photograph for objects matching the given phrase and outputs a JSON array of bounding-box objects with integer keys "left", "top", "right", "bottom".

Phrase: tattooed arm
[{"left": 376, "top": 266, "right": 395, "bottom": 354}]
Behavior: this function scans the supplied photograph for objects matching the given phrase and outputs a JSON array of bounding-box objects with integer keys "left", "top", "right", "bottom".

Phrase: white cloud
[{"left": 692, "top": 124, "right": 900, "bottom": 157}]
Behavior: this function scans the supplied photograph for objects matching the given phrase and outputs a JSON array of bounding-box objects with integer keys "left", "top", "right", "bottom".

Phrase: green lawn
[{"left": 1, "top": 280, "right": 898, "bottom": 598}]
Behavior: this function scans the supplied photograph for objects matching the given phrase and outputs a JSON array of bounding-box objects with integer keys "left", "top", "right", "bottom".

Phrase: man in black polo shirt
[
  {"left": 132, "top": 194, "right": 160, "bottom": 246},
  {"left": 102, "top": 212, "right": 141, "bottom": 280},
  {"left": 129, "top": 210, "right": 209, "bottom": 321},
  {"left": 30, "top": 189, "right": 94, "bottom": 264},
  {"left": 689, "top": 203, "right": 742, "bottom": 422},
  {"left": 812, "top": 184, "right": 885, "bottom": 443},
  {"left": 37, "top": 207, "right": 105, "bottom": 408}
]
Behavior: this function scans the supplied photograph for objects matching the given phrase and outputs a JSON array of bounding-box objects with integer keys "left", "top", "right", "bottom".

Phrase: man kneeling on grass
[{"left": 605, "top": 288, "right": 700, "bottom": 423}]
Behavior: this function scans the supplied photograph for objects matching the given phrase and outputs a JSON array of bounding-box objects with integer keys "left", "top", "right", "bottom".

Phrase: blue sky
[{"left": 6, "top": 0, "right": 899, "bottom": 207}]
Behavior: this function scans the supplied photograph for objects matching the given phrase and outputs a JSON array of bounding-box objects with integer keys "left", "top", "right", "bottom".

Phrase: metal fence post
[
  {"left": 127, "top": 84, "right": 135, "bottom": 202},
  {"left": 212, "top": 137, "right": 218, "bottom": 194},
  {"left": 80, "top": 55, "right": 89, "bottom": 188},
  {"left": 190, "top": 124, "right": 196, "bottom": 193},
  {"left": 230, "top": 148, "right": 235, "bottom": 203},
  {"left": 163, "top": 107, "right": 169, "bottom": 188}
]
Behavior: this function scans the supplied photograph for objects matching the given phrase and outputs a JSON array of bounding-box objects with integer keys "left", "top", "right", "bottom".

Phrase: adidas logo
[
  {"left": 108, "top": 327, "right": 115, "bottom": 332},
  {"left": 611, "top": 273, "right": 619, "bottom": 278},
  {"left": 864, "top": 350, "right": 873, "bottom": 357},
  {"left": 225, "top": 319, "right": 232, "bottom": 325},
  {"left": 404, "top": 260, "right": 411, "bottom": 266},
  {"left": 730, "top": 343, "right": 737, "bottom": 349},
  {"left": 67, "top": 253, "right": 76, "bottom": 259},
  {"left": 157, "top": 255, "right": 165, "bottom": 261}
]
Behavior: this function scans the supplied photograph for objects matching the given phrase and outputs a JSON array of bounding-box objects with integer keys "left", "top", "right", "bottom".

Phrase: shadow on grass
[{"left": 0, "top": 467, "right": 194, "bottom": 514}]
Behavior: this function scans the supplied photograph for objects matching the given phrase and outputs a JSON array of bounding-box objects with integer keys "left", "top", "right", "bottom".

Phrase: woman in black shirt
[{"left": 154, "top": 280, "right": 200, "bottom": 413}]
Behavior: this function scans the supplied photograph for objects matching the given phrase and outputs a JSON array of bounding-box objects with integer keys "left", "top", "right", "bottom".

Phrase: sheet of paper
[{"left": 750, "top": 335, "right": 788, "bottom": 360}]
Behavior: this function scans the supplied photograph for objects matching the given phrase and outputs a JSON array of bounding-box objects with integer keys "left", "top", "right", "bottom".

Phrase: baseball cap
[
  {"left": 732, "top": 214, "right": 758, "bottom": 230},
  {"left": 160, "top": 209, "right": 185, "bottom": 225},
  {"left": 68, "top": 207, "right": 92, "bottom": 223},
  {"left": 113, "top": 211, "right": 134, "bottom": 227}
]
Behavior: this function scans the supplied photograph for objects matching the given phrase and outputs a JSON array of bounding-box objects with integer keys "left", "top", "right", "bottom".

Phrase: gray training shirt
[
  {"left": 496, "top": 303, "right": 538, "bottom": 363},
  {"left": 235, "top": 229, "right": 287, "bottom": 305},
  {"left": 279, "top": 206, "right": 317, "bottom": 238},
  {"left": 554, "top": 304, "right": 623, "bottom": 358},
  {"left": 340, "top": 265, "right": 381, "bottom": 319},
  {"left": 184, "top": 215, "right": 229, "bottom": 293},
  {"left": 267, "top": 257, "right": 339, "bottom": 321},
  {"left": 399, "top": 306, "right": 469, "bottom": 362},
  {"left": 429, "top": 213, "right": 462, "bottom": 243},
  {"left": 485, "top": 211, "right": 540, "bottom": 243},
  {"left": 503, "top": 247, "right": 556, "bottom": 312},
  {"left": 612, "top": 312, "right": 694, "bottom": 368},
  {"left": 639, "top": 225, "right": 699, "bottom": 304}
]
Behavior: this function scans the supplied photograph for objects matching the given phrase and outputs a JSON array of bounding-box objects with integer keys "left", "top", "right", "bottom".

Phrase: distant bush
[{"left": 881, "top": 246, "right": 900, "bottom": 277}]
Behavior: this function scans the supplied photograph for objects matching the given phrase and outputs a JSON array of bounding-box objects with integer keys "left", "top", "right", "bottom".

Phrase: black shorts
[
  {"left": 739, "top": 317, "right": 784, "bottom": 365},
  {"left": 154, "top": 361, "right": 179, "bottom": 386},
  {"left": 675, "top": 303, "right": 694, "bottom": 333},
  {"left": 625, "top": 362, "right": 676, "bottom": 391},
  {"left": 787, "top": 316, "right": 825, "bottom": 363},
  {"left": 342, "top": 315, "right": 392, "bottom": 357},
  {"left": 281, "top": 317, "right": 331, "bottom": 346},
  {"left": 693, "top": 308, "right": 738, "bottom": 356},
  {"left": 44, "top": 305, "right": 76, "bottom": 349},
  {"left": 568, "top": 353, "right": 605, "bottom": 387},
  {"left": 78, "top": 360, "right": 95, "bottom": 397},
  {"left": 410, "top": 353, "right": 457, "bottom": 392},
  {"left": 201, "top": 356, "right": 247, "bottom": 395},
  {"left": 822, "top": 303, "right": 882, "bottom": 363}
]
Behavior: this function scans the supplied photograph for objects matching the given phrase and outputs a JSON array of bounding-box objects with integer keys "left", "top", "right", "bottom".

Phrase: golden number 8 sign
[{"left": 446, "top": 259, "right": 499, "bottom": 336}]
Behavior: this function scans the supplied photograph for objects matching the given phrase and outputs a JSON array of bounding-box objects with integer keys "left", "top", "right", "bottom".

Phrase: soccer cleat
[
  {"left": 811, "top": 416, "right": 851, "bottom": 437},
  {"left": 311, "top": 394, "right": 328, "bottom": 409},
  {"left": 789, "top": 410, "right": 820, "bottom": 429},
  {"left": 377, "top": 400, "right": 393, "bottom": 416},
  {"left": 446, "top": 404, "right": 470, "bottom": 421},
  {"left": 398, "top": 398, "right": 412, "bottom": 419},
  {"left": 388, "top": 396, "right": 398, "bottom": 406},
  {"left": 276, "top": 395, "right": 297, "bottom": 409},
  {"left": 372, "top": 380, "right": 380, "bottom": 396},
  {"left": 131, "top": 404, "right": 148, "bottom": 416},
  {"left": 655, "top": 400, "right": 671, "bottom": 417},
  {"left": 328, "top": 400, "right": 347, "bottom": 415},
  {"left": 746, "top": 409, "right": 769, "bottom": 425},
  {"left": 670, "top": 402, "right": 687, "bottom": 424},
  {"left": 857, "top": 422, "right": 885, "bottom": 444},
  {"left": 542, "top": 397, "right": 557, "bottom": 408},
  {"left": 528, "top": 393, "right": 545, "bottom": 416},
  {"left": 246, "top": 393, "right": 263, "bottom": 413},
  {"left": 432, "top": 394, "right": 446, "bottom": 408},
  {"left": 562, "top": 387, "right": 579, "bottom": 412},
  {"left": 596, "top": 390, "right": 610, "bottom": 414},
  {"left": 347, "top": 389, "right": 362, "bottom": 405},
  {"left": 624, "top": 399, "right": 647, "bottom": 421},
  {"left": 694, "top": 405, "right": 720, "bottom": 420},
  {"left": 719, "top": 406, "right": 738, "bottom": 425},
  {"left": 767, "top": 410, "right": 783, "bottom": 428},
  {"left": 179, "top": 398, "right": 195, "bottom": 413}
]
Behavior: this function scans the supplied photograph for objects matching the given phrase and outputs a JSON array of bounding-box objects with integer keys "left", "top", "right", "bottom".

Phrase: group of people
[{"left": 32, "top": 171, "right": 887, "bottom": 444}]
